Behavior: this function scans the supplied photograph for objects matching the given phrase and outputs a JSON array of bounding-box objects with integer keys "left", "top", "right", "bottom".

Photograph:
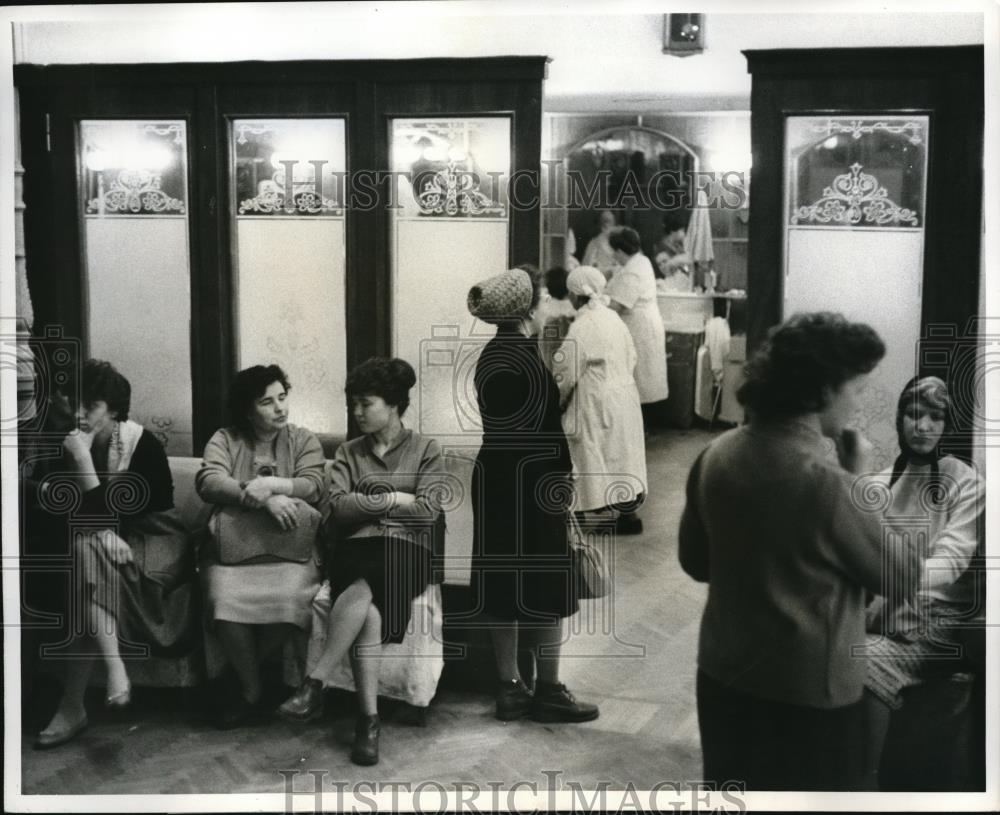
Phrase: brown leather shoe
[
  {"left": 495, "top": 678, "right": 533, "bottom": 721},
  {"left": 531, "top": 682, "right": 599, "bottom": 723},
  {"left": 350, "top": 714, "right": 380, "bottom": 766},
  {"left": 278, "top": 677, "right": 324, "bottom": 722}
]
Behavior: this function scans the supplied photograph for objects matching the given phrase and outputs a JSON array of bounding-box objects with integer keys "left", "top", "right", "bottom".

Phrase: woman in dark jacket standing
[
  {"left": 678, "top": 312, "right": 919, "bottom": 790},
  {"left": 467, "top": 267, "right": 599, "bottom": 724}
]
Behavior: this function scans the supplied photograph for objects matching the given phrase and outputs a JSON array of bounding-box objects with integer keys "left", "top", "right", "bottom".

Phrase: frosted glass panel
[
  {"left": 81, "top": 120, "right": 192, "bottom": 455},
  {"left": 232, "top": 118, "right": 347, "bottom": 437},
  {"left": 235, "top": 221, "right": 347, "bottom": 435},
  {"left": 81, "top": 120, "right": 187, "bottom": 216},
  {"left": 391, "top": 117, "right": 510, "bottom": 219},
  {"left": 783, "top": 115, "right": 929, "bottom": 470},
  {"left": 786, "top": 116, "right": 928, "bottom": 229},
  {"left": 233, "top": 119, "right": 345, "bottom": 216},
  {"left": 391, "top": 116, "right": 511, "bottom": 585},
  {"left": 785, "top": 230, "right": 923, "bottom": 470}
]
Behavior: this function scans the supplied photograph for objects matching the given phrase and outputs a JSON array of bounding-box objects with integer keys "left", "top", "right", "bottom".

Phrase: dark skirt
[
  {"left": 330, "top": 536, "right": 431, "bottom": 644},
  {"left": 470, "top": 453, "right": 578, "bottom": 624},
  {"left": 696, "top": 669, "right": 865, "bottom": 791}
]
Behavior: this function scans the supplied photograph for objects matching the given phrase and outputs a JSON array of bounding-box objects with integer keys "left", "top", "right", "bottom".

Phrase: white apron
[
  {"left": 552, "top": 302, "right": 648, "bottom": 512},
  {"left": 605, "top": 252, "right": 668, "bottom": 403}
]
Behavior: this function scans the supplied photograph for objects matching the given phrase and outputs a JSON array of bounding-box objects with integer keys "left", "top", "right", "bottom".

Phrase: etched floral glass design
[
  {"left": 81, "top": 121, "right": 188, "bottom": 217},
  {"left": 786, "top": 116, "right": 928, "bottom": 230},
  {"left": 230, "top": 118, "right": 348, "bottom": 435},
  {"left": 232, "top": 119, "right": 346, "bottom": 217},
  {"left": 391, "top": 118, "right": 510, "bottom": 219}
]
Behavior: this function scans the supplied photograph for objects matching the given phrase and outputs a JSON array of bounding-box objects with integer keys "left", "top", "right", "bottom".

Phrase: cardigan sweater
[
  {"left": 327, "top": 429, "right": 446, "bottom": 550},
  {"left": 195, "top": 424, "right": 325, "bottom": 507},
  {"left": 679, "top": 418, "right": 921, "bottom": 709}
]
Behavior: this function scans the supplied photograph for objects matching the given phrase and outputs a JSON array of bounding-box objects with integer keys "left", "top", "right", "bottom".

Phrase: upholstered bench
[{"left": 168, "top": 450, "right": 446, "bottom": 711}]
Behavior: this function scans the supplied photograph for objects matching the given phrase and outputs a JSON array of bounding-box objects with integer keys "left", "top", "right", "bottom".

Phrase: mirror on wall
[{"left": 563, "top": 126, "right": 698, "bottom": 274}]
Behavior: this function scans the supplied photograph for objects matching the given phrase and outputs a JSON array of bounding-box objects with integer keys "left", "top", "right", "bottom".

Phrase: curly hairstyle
[
  {"left": 345, "top": 357, "right": 417, "bottom": 417},
  {"left": 82, "top": 359, "right": 131, "bottom": 420},
  {"left": 227, "top": 364, "right": 291, "bottom": 439},
  {"left": 737, "top": 312, "right": 885, "bottom": 420},
  {"left": 608, "top": 226, "right": 642, "bottom": 256}
]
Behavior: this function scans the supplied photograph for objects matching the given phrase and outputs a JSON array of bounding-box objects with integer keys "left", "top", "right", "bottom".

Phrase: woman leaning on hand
[
  {"left": 32, "top": 360, "right": 197, "bottom": 749},
  {"left": 678, "top": 312, "right": 922, "bottom": 791},
  {"left": 195, "top": 364, "right": 325, "bottom": 729}
]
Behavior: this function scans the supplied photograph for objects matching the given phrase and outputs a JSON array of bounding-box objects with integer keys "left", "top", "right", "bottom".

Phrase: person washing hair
[
  {"left": 551, "top": 266, "right": 647, "bottom": 535},
  {"left": 581, "top": 210, "right": 620, "bottom": 278},
  {"left": 861, "top": 376, "right": 984, "bottom": 789}
]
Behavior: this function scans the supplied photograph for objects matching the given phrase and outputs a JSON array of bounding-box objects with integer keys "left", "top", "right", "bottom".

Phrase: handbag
[
  {"left": 567, "top": 512, "right": 609, "bottom": 600},
  {"left": 210, "top": 500, "right": 321, "bottom": 565}
]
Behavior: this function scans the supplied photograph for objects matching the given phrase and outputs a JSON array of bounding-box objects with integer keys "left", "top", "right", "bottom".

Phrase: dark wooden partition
[
  {"left": 15, "top": 58, "right": 547, "bottom": 451},
  {"left": 744, "top": 46, "right": 983, "bottom": 354}
]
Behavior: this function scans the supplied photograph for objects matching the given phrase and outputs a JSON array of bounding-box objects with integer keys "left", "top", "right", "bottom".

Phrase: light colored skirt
[{"left": 201, "top": 557, "right": 321, "bottom": 630}]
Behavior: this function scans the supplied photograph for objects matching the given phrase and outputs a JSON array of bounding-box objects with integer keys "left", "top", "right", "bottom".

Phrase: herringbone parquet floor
[{"left": 19, "top": 429, "right": 715, "bottom": 795}]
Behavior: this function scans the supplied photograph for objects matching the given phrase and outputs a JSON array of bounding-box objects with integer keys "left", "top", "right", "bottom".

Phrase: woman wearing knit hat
[
  {"left": 861, "top": 376, "right": 984, "bottom": 789},
  {"left": 467, "top": 268, "right": 599, "bottom": 724},
  {"left": 551, "top": 266, "right": 647, "bottom": 534}
]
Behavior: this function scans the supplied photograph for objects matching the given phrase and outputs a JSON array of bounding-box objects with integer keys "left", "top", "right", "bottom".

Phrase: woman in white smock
[
  {"left": 552, "top": 266, "right": 648, "bottom": 534},
  {"left": 606, "top": 227, "right": 669, "bottom": 429}
]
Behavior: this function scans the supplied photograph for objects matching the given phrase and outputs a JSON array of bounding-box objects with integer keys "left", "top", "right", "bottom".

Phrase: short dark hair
[
  {"left": 227, "top": 364, "right": 291, "bottom": 439},
  {"left": 662, "top": 215, "right": 687, "bottom": 234},
  {"left": 737, "top": 312, "right": 885, "bottom": 420},
  {"left": 345, "top": 357, "right": 417, "bottom": 417},
  {"left": 82, "top": 359, "right": 131, "bottom": 420},
  {"left": 608, "top": 226, "right": 641, "bottom": 256},
  {"left": 544, "top": 266, "right": 570, "bottom": 300},
  {"left": 515, "top": 262, "right": 539, "bottom": 278}
]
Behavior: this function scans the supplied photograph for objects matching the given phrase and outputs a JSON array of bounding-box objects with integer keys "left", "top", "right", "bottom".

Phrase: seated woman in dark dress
[
  {"left": 278, "top": 357, "right": 446, "bottom": 766},
  {"left": 466, "top": 267, "right": 599, "bottom": 724},
  {"left": 31, "top": 360, "right": 195, "bottom": 748}
]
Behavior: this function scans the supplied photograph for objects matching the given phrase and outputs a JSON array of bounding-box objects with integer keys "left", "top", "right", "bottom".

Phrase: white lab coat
[
  {"left": 605, "top": 252, "right": 669, "bottom": 403},
  {"left": 552, "top": 300, "right": 648, "bottom": 512}
]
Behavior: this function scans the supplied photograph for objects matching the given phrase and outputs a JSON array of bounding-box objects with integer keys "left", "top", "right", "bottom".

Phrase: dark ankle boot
[
  {"left": 351, "top": 714, "right": 380, "bottom": 766},
  {"left": 495, "top": 678, "right": 533, "bottom": 721},
  {"left": 531, "top": 681, "right": 599, "bottom": 723},
  {"left": 278, "top": 677, "right": 324, "bottom": 722}
]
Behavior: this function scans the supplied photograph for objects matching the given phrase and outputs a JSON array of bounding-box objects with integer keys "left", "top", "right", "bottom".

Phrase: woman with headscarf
[
  {"left": 606, "top": 227, "right": 669, "bottom": 431},
  {"left": 861, "top": 376, "right": 984, "bottom": 789},
  {"left": 551, "top": 266, "right": 647, "bottom": 535},
  {"left": 467, "top": 268, "right": 599, "bottom": 725}
]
